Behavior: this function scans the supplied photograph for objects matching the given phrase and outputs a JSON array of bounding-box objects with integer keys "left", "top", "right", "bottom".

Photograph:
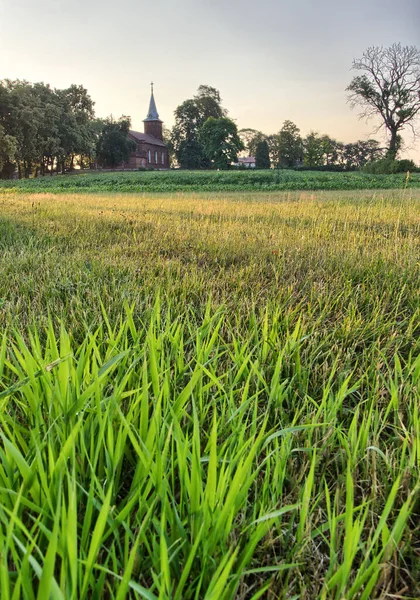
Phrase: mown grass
[
  {"left": 0, "top": 168, "right": 419, "bottom": 193},
  {"left": 0, "top": 189, "right": 419, "bottom": 599}
]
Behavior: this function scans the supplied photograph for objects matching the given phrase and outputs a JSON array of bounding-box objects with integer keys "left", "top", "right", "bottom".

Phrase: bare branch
[{"left": 346, "top": 43, "right": 420, "bottom": 157}]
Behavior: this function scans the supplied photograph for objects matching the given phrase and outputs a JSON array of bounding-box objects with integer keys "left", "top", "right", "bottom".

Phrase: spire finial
[{"left": 151, "top": 81, "right": 154, "bottom": 94}]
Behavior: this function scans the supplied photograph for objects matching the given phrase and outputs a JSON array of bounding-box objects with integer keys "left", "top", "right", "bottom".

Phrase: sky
[{"left": 1, "top": 0, "right": 420, "bottom": 160}]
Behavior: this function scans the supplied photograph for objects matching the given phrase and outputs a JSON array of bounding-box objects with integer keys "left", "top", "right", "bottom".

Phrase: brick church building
[{"left": 124, "top": 85, "right": 169, "bottom": 169}]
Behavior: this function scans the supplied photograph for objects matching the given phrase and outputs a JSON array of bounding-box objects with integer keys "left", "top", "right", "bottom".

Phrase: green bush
[{"left": 363, "top": 157, "right": 418, "bottom": 174}]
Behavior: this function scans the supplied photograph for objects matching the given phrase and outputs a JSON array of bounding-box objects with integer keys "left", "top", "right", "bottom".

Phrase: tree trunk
[{"left": 387, "top": 129, "right": 398, "bottom": 160}]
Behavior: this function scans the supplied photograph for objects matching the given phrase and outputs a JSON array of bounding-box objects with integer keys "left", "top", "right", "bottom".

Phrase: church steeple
[
  {"left": 144, "top": 82, "right": 161, "bottom": 121},
  {"left": 143, "top": 82, "right": 163, "bottom": 140}
]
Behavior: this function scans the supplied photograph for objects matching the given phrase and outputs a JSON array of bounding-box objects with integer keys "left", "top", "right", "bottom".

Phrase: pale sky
[{"left": 1, "top": 0, "right": 420, "bottom": 160}]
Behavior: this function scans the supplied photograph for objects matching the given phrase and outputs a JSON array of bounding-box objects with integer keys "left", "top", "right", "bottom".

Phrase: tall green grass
[
  {"left": 0, "top": 190, "right": 419, "bottom": 598},
  {"left": 1, "top": 300, "right": 419, "bottom": 598}
]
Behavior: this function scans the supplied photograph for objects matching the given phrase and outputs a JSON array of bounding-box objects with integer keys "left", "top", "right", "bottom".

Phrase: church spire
[
  {"left": 143, "top": 82, "right": 163, "bottom": 140},
  {"left": 144, "top": 81, "right": 161, "bottom": 122}
]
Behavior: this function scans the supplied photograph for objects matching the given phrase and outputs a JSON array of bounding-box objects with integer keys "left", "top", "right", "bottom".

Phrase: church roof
[
  {"left": 143, "top": 89, "right": 162, "bottom": 122},
  {"left": 128, "top": 130, "right": 167, "bottom": 148}
]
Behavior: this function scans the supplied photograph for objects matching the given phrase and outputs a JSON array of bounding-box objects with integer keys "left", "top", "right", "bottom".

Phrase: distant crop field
[
  {"left": 0, "top": 189, "right": 419, "bottom": 599},
  {"left": 0, "top": 168, "right": 419, "bottom": 193}
]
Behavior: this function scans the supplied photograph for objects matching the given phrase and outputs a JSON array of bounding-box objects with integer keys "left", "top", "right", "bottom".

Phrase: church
[{"left": 124, "top": 84, "right": 169, "bottom": 169}]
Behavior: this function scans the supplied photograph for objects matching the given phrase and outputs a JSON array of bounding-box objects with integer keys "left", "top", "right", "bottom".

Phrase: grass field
[
  {"left": 0, "top": 188, "right": 419, "bottom": 599},
  {"left": 0, "top": 168, "right": 419, "bottom": 193}
]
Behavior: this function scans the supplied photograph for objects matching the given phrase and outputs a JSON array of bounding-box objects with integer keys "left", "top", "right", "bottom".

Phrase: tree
[
  {"left": 347, "top": 43, "right": 420, "bottom": 159},
  {"left": 255, "top": 140, "right": 271, "bottom": 168},
  {"left": 58, "top": 84, "right": 95, "bottom": 171},
  {"left": 163, "top": 125, "right": 175, "bottom": 167},
  {"left": 96, "top": 116, "right": 135, "bottom": 167},
  {"left": 266, "top": 134, "right": 281, "bottom": 168},
  {"left": 321, "top": 135, "right": 339, "bottom": 166},
  {"left": 171, "top": 85, "right": 226, "bottom": 168},
  {"left": 0, "top": 79, "right": 97, "bottom": 177},
  {"left": 276, "top": 120, "right": 303, "bottom": 167},
  {"left": 303, "top": 132, "right": 324, "bottom": 167},
  {"left": 177, "top": 139, "right": 205, "bottom": 169},
  {"left": 0, "top": 80, "right": 44, "bottom": 177},
  {"left": 0, "top": 124, "right": 17, "bottom": 173},
  {"left": 239, "top": 128, "right": 267, "bottom": 157},
  {"left": 199, "top": 117, "right": 244, "bottom": 169}
]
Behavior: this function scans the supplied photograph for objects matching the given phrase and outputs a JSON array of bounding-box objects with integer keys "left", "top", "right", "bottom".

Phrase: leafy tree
[
  {"left": 347, "top": 43, "right": 420, "bottom": 159},
  {"left": 0, "top": 80, "right": 97, "bottom": 177},
  {"left": 353, "top": 139, "right": 384, "bottom": 167},
  {"left": 171, "top": 85, "right": 226, "bottom": 168},
  {"left": 96, "top": 116, "right": 135, "bottom": 167},
  {"left": 266, "top": 134, "right": 281, "bottom": 168},
  {"left": 59, "top": 84, "right": 95, "bottom": 171},
  {"left": 0, "top": 124, "right": 17, "bottom": 173},
  {"left": 320, "top": 135, "right": 339, "bottom": 166},
  {"left": 194, "top": 85, "right": 226, "bottom": 122},
  {"left": 239, "top": 128, "right": 267, "bottom": 157},
  {"left": 255, "top": 140, "right": 271, "bottom": 168},
  {"left": 0, "top": 80, "right": 44, "bottom": 177},
  {"left": 163, "top": 125, "right": 175, "bottom": 167},
  {"left": 177, "top": 139, "right": 205, "bottom": 169},
  {"left": 277, "top": 120, "right": 303, "bottom": 167},
  {"left": 338, "top": 139, "right": 384, "bottom": 170},
  {"left": 33, "top": 82, "right": 63, "bottom": 175},
  {"left": 199, "top": 117, "right": 244, "bottom": 169},
  {"left": 303, "top": 132, "right": 324, "bottom": 167}
]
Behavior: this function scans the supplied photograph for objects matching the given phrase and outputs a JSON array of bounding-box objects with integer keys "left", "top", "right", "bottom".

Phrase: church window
[
  {"left": 148, "top": 150, "right": 151, "bottom": 163},
  {"left": 154, "top": 151, "right": 158, "bottom": 163},
  {"left": 161, "top": 152, "right": 164, "bottom": 165}
]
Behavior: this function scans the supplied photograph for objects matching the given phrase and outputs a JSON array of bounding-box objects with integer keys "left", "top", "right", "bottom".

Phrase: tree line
[
  {"left": 170, "top": 94, "right": 385, "bottom": 170},
  {"left": 0, "top": 79, "right": 389, "bottom": 177},
  {"left": 1, "top": 43, "right": 418, "bottom": 177},
  {"left": 168, "top": 42, "right": 420, "bottom": 171},
  {"left": 0, "top": 80, "right": 136, "bottom": 178}
]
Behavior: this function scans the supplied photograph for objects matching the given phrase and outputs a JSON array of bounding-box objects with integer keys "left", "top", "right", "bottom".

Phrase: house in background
[
  {"left": 124, "top": 84, "right": 169, "bottom": 169},
  {"left": 236, "top": 156, "right": 256, "bottom": 168}
]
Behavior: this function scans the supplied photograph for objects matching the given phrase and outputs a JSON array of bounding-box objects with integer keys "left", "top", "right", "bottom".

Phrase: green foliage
[
  {"left": 177, "top": 138, "right": 205, "bottom": 169},
  {"left": 199, "top": 117, "right": 244, "bottom": 169},
  {"left": 95, "top": 116, "right": 136, "bottom": 168},
  {"left": 0, "top": 189, "right": 419, "bottom": 598},
  {"left": 340, "top": 139, "right": 384, "bottom": 170},
  {"left": 0, "top": 124, "right": 17, "bottom": 171},
  {"left": 303, "top": 132, "right": 325, "bottom": 167},
  {"left": 255, "top": 140, "right": 271, "bottom": 168},
  {"left": 0, "top": 80, "right": 97, "bottom": 178},
  {"left": 363, "top": 157, "right": 418, "bottom": 174},
  {"left": 272, "top": 120, "right": 303, "bottom": 167},
  {"left": 239, "top": 128, "right": 268, "bottom": 157},
  {"left": 171, "top": 85, "right": 226, "bottom": 168},
  {"left": 0, "top": 168, "right": 419, "bottom": 193}
]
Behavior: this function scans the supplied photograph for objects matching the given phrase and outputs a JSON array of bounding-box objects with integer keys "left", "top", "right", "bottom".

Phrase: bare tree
[{"left": 347, "top": 43, "right": 420, "bottom": 159}]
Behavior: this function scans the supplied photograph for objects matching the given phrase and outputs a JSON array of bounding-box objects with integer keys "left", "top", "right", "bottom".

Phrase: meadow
[
  {"left": 0, "top": 168, "right": 419, "bottom": 193},
  {"left": 0, "top": 187, "right": 419, "bottom": 599}
]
